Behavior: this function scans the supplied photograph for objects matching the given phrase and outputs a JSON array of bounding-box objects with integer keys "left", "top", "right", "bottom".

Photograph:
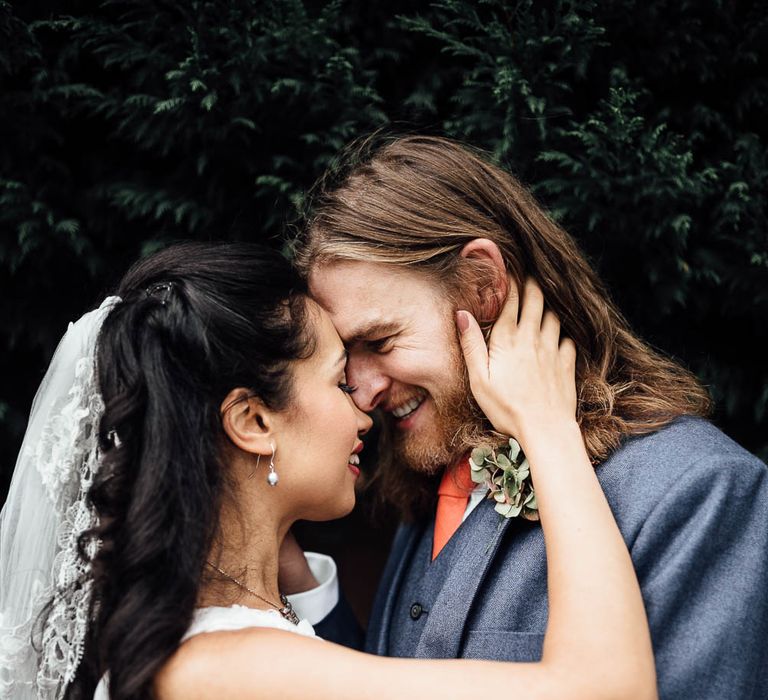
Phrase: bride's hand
[{"left": 456, "top": 278, "right": 578, "bottom": 446}]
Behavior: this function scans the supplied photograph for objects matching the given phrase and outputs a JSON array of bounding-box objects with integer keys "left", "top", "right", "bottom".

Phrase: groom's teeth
[
  {"left": 392, "top": 393, "right": 426, "bottom": 418},
  {"left": 349, "top": 453, "right": 360, "bottom": 466}
]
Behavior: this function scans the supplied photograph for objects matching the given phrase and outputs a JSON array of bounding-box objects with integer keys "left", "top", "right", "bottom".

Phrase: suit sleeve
[
  {"left": 312, "top": 593, "right": 365, "bottom": 650},
  {"left": 630, "top": 453, "right": 768, "bottom": 700}
]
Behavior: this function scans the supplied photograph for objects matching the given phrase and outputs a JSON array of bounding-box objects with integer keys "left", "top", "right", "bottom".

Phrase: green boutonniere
[{"left": 469, "top": 438, "right": 539, "bottom": 521}]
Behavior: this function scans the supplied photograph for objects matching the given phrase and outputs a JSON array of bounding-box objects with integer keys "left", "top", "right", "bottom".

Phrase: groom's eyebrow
[{"left": 344, "top": 321, "right": 400, "bottom": 347}]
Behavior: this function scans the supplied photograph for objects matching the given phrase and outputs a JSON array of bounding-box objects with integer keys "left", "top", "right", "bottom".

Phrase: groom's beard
[{"left": 391, "top": 352, "right": 491, "bottom": 475}]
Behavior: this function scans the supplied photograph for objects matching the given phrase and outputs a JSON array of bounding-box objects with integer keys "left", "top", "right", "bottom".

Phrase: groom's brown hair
[{"left": 294, "top": 135, "right": 710, "bottom": 514}]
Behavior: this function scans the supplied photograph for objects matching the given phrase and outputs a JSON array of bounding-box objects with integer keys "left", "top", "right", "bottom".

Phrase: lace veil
[{"left": 0, "top": 297, "right": 120, "bottom": 699}]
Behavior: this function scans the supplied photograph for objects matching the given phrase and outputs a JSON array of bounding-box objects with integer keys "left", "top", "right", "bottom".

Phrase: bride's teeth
[{"left": 349, "top": 453, "right": 360, "bottom": 466}]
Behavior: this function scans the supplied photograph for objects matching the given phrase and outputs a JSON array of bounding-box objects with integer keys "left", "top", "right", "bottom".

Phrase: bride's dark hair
[{"left": 67, "top": 242, "right": 314, "bottom": 700}]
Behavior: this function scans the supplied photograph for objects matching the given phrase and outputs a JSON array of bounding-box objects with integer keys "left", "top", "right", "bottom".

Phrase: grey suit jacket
[{"left": 322, "top": 418, "right": 768, "bottom": 699}]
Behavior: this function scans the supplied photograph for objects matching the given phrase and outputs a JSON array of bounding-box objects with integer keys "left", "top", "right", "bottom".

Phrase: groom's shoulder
[{"left": 598, "top": 416, "right": 767, "bottom": 501}]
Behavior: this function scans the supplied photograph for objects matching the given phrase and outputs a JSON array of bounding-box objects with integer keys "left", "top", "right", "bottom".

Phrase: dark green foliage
[
  {"left": 1, "top": 0, "right": 766, "bottom": 495},
  {"left": 0, "top": 0, "right": 386, "bottom": 491},
  {"left": 396, "top": 0, "right": 767, "bottom": 457}
]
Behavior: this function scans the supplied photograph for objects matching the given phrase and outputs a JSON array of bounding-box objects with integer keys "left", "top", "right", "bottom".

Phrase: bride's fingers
[
  {"left": 493, "top": 278, "right": 521, "bottom": 335},
  {"left": 559, "top": 336, "right": 577, "bottom": 380},
  {"left": 518, "top": 278, "right": 545, "bottom": 337},
  {"left": 456, "top": 310, "right": 489, "bottom": 388},
  {"left": 540, "top": 310, "right": 561, "bottom": 349},
  {"left": 487, "top": 284, "right": 520, "bottom": 351}
]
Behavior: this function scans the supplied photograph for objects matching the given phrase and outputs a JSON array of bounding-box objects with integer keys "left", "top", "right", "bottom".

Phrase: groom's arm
[{"left": 631, "top": 451, "right": 768, "bottom": 699}]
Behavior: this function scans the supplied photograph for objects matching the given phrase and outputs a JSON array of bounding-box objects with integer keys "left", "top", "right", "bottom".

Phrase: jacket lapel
[
  {"left": 414, "top": 498, "right": 513, "bottom": 658},
  {"left": 365, "top": 522, "right": 422, "bottom": 655}
]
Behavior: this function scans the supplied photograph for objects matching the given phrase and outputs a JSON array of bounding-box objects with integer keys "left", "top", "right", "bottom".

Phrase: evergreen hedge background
[{"left": 2, "top": 0, "right": 767, "bottom": 504}]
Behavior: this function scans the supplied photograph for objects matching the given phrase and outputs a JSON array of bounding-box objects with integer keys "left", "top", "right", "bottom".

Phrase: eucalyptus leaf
[
  {"left": 471, "top": 447, "right": 490, "bottom": 466},
  {"left": 495, "top": 502, "right": 523, "bottom": 518},
  {"left": 522, "top": 509, "right": 541, "bottom": 522},
  {"left": 471, "top": 468, "right": 488, "bottom": 484},
  {"left": 472, "top": 437, "right": 539, "bottom": 524}
]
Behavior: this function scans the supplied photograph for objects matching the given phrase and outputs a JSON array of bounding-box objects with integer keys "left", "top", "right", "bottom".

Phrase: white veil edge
[{"left": 0, "top": 296, "right": 121, "bottom": 700}]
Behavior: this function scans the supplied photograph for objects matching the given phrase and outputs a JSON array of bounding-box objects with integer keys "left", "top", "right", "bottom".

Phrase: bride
[{"left": 0, "top": 242, "right": 656, "bottom": 700}]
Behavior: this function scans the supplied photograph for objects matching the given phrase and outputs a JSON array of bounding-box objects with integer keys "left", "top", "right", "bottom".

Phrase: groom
[{"left": 286, "top": 136, "right": 768, "bottom": 699}]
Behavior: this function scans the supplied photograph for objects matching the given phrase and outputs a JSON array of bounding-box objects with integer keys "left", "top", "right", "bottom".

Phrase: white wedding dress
[{"left": 93, "top": 605, "right": 318, "bottom": 699}]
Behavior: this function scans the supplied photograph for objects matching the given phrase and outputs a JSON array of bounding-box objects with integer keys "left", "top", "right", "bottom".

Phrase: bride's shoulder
[
  {"left": 154, "top": 606, "right": 319, "bottom": 699},
  {"left": 155, "top": 623, "right": 318, "bottom": 700}
]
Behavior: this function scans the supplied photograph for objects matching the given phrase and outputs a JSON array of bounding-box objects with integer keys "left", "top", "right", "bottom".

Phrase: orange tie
[{"left": 432, "top": 455, "right": 475, "bottom": 560}]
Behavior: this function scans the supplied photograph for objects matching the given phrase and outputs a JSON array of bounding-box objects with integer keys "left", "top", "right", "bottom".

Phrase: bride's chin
[
  {"left": 301, "top": 492, "right": 356, "bottom": 522},
  {"left": 330, "top": 493, "right": 356, "bottom": 520}
]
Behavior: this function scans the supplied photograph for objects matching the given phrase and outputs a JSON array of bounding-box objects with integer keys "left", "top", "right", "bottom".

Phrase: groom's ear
[
  {"left": 219, "top": 388, "right": 275, "bottom": 457},
  {"left": 458, "top": 239, "right": 509, "bottom": 323}
]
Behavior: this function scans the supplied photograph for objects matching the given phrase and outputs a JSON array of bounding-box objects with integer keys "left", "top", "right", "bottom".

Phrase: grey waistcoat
[{"left": 388, "top": 503, "right": 483, "bottom": 657}]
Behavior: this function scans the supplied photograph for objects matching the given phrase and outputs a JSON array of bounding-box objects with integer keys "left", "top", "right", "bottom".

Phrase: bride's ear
[
  {"left": 220, "top": 388, "right": 274, "bottom": 457},
  {"left": 458, "top": 238, "right": 510, "bottom": 323}
]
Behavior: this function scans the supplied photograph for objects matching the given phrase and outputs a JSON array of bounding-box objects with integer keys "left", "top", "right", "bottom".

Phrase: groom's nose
[{"left": 346, "top": 354, "right": 391, "bottom": 412}]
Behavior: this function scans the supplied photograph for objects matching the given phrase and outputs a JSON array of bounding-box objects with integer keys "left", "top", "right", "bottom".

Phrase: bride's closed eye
[{"left": 339, "top": 382, "right": 357, "bottom": 394}]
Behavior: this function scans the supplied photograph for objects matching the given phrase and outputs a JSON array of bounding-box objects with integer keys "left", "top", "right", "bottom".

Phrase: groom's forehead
[{"left": 309, "top": 258, "right": 444, "bottom": 337}]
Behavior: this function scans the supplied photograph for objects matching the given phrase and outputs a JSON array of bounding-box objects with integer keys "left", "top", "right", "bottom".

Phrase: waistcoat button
[{"left": 409, "top": 603, "right": 424, "bottom": 620}]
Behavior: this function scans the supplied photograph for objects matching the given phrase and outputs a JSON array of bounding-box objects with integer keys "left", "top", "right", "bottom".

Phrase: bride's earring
[{"left": 267, "top": 442, "right": 279, "bottom": 487}]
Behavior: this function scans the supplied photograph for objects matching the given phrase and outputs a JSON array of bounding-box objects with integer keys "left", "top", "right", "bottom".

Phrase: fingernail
[{"left": 456, "top": 310, "right": 470, "bottom": 333}]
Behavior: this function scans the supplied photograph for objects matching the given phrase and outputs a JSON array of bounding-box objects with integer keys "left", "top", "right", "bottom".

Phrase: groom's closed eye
[
  {"left": 366, "top": 336, "right": 394, "bottom": 353},
  {"left": 344, "top": 321, "right": 400, "bottom": 349}
]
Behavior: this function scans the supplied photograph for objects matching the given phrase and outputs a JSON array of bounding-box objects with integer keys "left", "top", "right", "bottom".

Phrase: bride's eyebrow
[{"left": 344, "top": 321, "right": 400, "bottom": 347}]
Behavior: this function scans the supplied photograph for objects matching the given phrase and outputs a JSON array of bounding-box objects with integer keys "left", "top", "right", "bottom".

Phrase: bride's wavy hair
[
  {"left": 66, "top": 242, "right": 314, "bottom": 700},
  {"left": 293, "top": 134, "right": 712, "bottom": 521}
]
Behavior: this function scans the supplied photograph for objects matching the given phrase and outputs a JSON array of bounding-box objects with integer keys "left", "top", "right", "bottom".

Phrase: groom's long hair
[{"left": 294, "top": 134, "right": 711, "bottom": 521}]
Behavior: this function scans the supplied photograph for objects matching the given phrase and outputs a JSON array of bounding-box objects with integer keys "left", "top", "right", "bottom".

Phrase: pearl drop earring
[{"left": 267, "top": 442, "right": 279, "bottom": 487}]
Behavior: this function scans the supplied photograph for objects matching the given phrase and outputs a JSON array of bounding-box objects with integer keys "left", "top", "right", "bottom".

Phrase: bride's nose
[{"left": 355, "top": 404, "right": 373, "bottom": 436}]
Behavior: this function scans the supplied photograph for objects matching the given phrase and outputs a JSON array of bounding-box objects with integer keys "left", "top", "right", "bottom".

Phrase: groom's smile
[
  {"left": 309, "top": 260, "right": 480, "bottom": 473},
  {"left": 387, "top": 389, "right": 426, "bottom": 424}
]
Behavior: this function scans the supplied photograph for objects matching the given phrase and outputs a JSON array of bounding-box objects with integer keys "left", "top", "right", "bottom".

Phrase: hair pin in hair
[
  {"left": 145, "top": 281, "right": 174, "bottom": 305},
  {"left": 106, "top": 428, "right": 122, "bottom": 449}
]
